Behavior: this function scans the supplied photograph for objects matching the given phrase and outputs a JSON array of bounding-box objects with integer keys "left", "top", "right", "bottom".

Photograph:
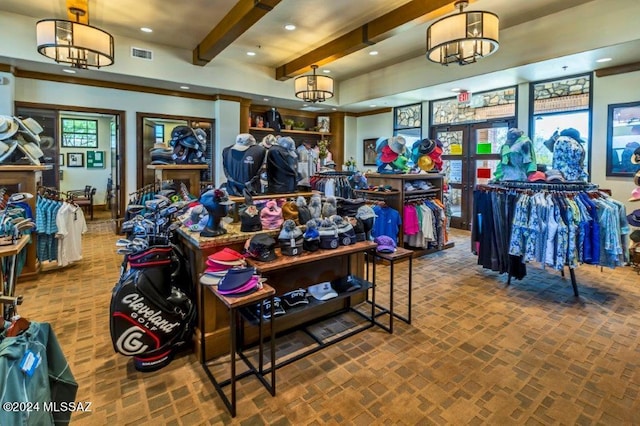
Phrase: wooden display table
[
  {"left": 0, "top": 165, "right": 52, "bottom": 280},
  {"left": 147, "top": 164, "right": 208, "bottom": 195},
  {"left": 0, "top": 235, "right": 30, "bottom": 319},
  {"left": 176, "top": 222, "right": 371, "bottom": 361}
]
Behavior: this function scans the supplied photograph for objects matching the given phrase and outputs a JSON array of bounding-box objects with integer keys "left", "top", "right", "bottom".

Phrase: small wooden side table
[
  {"left": 200, "top": 282, "right": 276, "bottom": 417},
  {"left": 367, "top": 246, "right": 413, "bottom": 333}
]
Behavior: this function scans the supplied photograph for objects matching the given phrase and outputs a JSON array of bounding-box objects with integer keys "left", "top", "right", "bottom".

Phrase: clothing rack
[
  {"left": 480, "top": 181, "right": 599, "bottom": 192},
  {"left": 404, "top": 192, "right": 439, "bottom": 202},
  {"left": 37, "top": 186, "right": 75, "bottom": 201},
  {"left": 316, "top": 171, "right": 355, "bottom": 177},
  {"left": 472, "top": 182, "right": 622, "bottom": 297}
]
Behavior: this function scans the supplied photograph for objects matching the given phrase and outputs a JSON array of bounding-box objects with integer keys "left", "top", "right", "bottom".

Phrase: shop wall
[
  {"left": 592, "top": 70, "right": 640, "bottom": 212},
  {"left": 0, "top": 72, "right": 14, "bottom": 116},
  {"left": 14, "top": 78, "right": 218, "bottom": 197},
  {"left": 343, "top": 115, "right": 358, "bottom": 169},
  {"left": 355, "top": 111, "right": 393, "bottom": 172},
  {"left": 59, "top": 114, "right": 112, "bottom": 203}
]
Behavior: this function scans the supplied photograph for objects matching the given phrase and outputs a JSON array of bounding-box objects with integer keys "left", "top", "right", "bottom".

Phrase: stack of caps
[
  {"left": 150, "top": 143, "right": 174, "bottom": 165},
  {"left": 244, "top": 233, "right": 277, "bottom": 262},
  {"left": 200, "top": 248, "right": 246, "bottom": 286},
  {"left": 278, "top": 220, "right": 303, "bottom": 256},
  {"left": 217, "top": 266, "right": 261, "bottom": 296}
]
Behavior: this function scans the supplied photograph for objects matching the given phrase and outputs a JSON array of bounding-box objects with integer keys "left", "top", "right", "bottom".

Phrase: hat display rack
[
  {"left": 473, "top": 181, "right": 625, "bottom": 297},
  {"left": 0, "top": 115, "right": 46, "bottom": 166}
]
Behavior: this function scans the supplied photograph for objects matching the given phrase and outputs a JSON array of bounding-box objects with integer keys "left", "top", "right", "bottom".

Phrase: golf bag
[{"left": 110, "top": 225, "right": 196, "bottom": 372}]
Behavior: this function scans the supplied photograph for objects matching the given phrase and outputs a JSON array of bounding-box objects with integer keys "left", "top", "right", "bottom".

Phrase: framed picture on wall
[
  {"left": 606, "top": 101, "right": 640, "bottom": 176},
  {"left": 67, "top": 152, "right": 84, "bottom": 168},
  {"left": 363, "top": 138, "right": 378, "bottom": 166}
]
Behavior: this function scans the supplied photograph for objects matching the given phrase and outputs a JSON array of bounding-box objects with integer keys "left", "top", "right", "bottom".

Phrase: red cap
[
  {"left": 527, "top": 171, "right": 546, "bottom": 182},
  {"left": 380, "top": 145, "right": 399, "bottom": 163}
]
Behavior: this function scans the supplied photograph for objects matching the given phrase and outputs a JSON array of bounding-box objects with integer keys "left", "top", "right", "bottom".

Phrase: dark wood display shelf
[
  {"left": 247, "top": 241, "right": 377, "bottom": 273},
  {"left": 239, "top": 276, "right": 372, "bottom": 327},
  {"left": 249, "top": 126, "right": 331, "bottom": 137}
]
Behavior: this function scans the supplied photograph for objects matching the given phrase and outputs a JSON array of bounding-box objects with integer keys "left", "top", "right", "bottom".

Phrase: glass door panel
[
  {"left": 437, "top": 128, "right": 467, "bottom": 228},
  {"left": 475, "top": 159, "right": 499, "bottom": 185}
]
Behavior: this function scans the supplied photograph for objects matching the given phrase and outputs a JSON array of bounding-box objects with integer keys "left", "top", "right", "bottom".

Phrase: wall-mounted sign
[
  {"left": 457, "top": 91, "right": 471, "bottom": 104},
  {"left": 87, "top": 150, "right": 105, "bottom": 169}
]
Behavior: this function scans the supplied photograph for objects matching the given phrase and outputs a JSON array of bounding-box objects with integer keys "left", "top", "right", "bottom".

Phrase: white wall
[
  {"left": 59, "top": 114, "right": 112, "bottom": 203},
  {"left": 0, "top": 72, "right": 15, "bottom": 115},
  {"left": 355, "top": 111, "right": 393, "bottom": 172},
  {"left": 14, "top": 78, "right": 219, "bottom": 197},
  {"left": 343, "top": 115, "right": 358, "bottom": 168},
  {"left": 592, "top": 70, "right": 640, "bottom": 213}
]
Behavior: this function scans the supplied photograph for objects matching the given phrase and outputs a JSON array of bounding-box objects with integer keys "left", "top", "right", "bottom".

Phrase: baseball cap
[
  {"left": 232, "top": 133, "right": 257, "bottom": 152},
  {"left": 374, "top": 235, "right": 397, "bottom": 253},
  {"left": 245, "top": 233, "right": 277, "bottom": 262},
  {"left": 331, "top": 275, "right": 362, "bottom": 293},
  {"left": 308, "top": 282, "right": 338, "bottom": 301},
  {"left": 629, "top": 187, "right": 640, "bottom": 202},
  {"left": 380, "top": 145, "right": 398, "bottom": 163},
  {"left": 217, "top": 267, "right": 256, "bottom": 292},
  {"left": 528, "top": 171, "right": 546, "bottom": 182}
]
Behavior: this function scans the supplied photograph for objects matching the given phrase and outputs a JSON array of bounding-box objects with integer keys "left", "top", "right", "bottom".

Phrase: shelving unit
[
  {"left": 248, "top": 127, "right": 331, "bottom": 137},
  {"left": 363, "top": 173, "right": 454, "bottom": 257}
]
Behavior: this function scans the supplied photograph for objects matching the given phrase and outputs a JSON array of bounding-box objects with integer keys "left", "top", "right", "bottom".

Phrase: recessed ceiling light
[
  {"left": 62, "top": 69, "right": 76, "bottom": 74},
  {"left": 331, "top": 108, "right": 337, "bottom": 111},
  {"left": 369, "top": 104, "right": 377, "bottom": 107},
  {"left": 451, "top": 88, "right": 461, "bottom": 92},
  {"left": 263, "top": 98, "right": 269, "bottom": 101},
  {"left": 596, "top": 57, "right": 612, "bottom": 63},
  {"left": 284, "top": 24, "right": 296, "bottom": 31},
  {"left": 369, "top": 51, "right": 379, "bottom": 56},
  {"left": 323, "top": 69, "right": 331, "bottom": 73},
  {"left": 140, "top": 27, "right": 153, "bottom": 33},
  {"left": 180, "top": 85, "right": 190, "bottom": 90},
  {"left": 247, "top": 51, "right": 256, "bottom": 56},
  {"left": 302, "top": 104, "right": 308, "bottom": 107}
]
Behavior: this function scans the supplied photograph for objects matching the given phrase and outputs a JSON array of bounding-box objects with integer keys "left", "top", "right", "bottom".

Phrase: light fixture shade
[
  {"left": 36, "top": 19, "right": 114, "bottom": 69},
  {"left": 294, "top": 66, "right": 334, "bottom": 103},
  {"left": 426, "top": 10, "right": 499, "bottom": 65}
]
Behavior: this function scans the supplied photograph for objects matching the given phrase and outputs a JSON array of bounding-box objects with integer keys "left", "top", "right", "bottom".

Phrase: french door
[{"left": 433, "top": 120, "right": 513, "bottom": 230}]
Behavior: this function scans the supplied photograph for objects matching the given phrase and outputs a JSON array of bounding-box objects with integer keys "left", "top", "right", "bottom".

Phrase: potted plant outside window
[{"left": 293, "top": 121, "right": 306, "bottom": 130}]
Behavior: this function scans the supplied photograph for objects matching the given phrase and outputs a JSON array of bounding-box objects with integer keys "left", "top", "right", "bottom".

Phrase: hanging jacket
[
  {"left": 266, "top": 145, "right": 300, "bottom": 193},
  {"left": 262, "top": 109, "right": 284, "bottom": 132},
  {"left": 0, "top": 322, "right": 78, "bottom": 426}
]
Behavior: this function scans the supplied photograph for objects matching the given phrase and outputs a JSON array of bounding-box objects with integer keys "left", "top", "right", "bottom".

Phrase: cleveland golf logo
[{"left": 116, "top": 326, "right": 149, "bottom": 355}]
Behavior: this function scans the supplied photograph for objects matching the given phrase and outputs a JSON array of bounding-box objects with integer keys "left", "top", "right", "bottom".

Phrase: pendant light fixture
[
  {"left": 36, "top": 2, "right": 114, "bottom": 69},
  {"left": 294, "top": 65, "right": 334, "bottom": 103},
  {"left": 426, "top": 0, "right": 499, "bottom": 66}
]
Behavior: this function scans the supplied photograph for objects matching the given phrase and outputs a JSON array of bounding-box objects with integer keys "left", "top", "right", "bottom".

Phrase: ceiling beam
[
  {"left": 192, "top": 0, "right": 282, "bottom": 66},
  {"left": 275, "top": 0, "right": 452, "bottom": 81},
  {"left": 595, "top": 61, "right": 640, "bottom": 78}
]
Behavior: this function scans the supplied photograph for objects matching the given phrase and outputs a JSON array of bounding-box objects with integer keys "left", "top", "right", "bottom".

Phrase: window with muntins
[{"left": 61, "top": 118, "right": 98, "bottom": 148}]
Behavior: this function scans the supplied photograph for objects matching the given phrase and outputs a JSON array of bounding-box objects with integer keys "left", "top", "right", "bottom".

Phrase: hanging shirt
[
  {"left": 372, "top": 205, "right": 402, "bottom": 243},
  {"left": 552, "top": 135, "right": 588, "bottom": 181}
]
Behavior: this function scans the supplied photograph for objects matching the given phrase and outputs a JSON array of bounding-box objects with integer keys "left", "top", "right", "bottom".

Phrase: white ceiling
[{"left": 0, "top": 0, "right": 638, "bottom": 112}]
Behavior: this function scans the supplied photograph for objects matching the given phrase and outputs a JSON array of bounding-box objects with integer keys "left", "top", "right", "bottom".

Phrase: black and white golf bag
[{"left": 109, "top": 243, "right": 195, "bottom": 372}]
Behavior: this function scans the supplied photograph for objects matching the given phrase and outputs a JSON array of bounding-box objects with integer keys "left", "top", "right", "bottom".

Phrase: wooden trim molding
[
  {"left": 14, "top": 69, "right": 217, "bottom": 101},
  {"left": 595, "top": 61, "right": 640, "bottom": 78},
  {"left": 346, "top": 108, "right": 393, "bottom": 117}
]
